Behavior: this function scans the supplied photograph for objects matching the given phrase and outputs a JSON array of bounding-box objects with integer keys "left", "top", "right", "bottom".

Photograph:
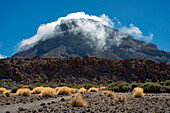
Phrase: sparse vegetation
[
  {"left": 99, "top": 86, "right": 106, "bottom": 90},
  {"left": 88, "top": 87, "right": 99, "bottom": 92},
  {"left": 165, "top": 80, "right": 170, "bottom": 86},
  {"left": 132, "top": 87, "right": 145, "bottom": 98},
  {"left": 102, "top": 90, "right": 109, "bottom": 94},
  {"left": 108, "top": 81, "right": 130, "bottom": 92},
  {"left": 131, "top": 82, "right": 138, "bottom": 91},
  {"left": 83, "top": 84, "right": 96, "bottom": 89},
  {"left": 106, "top": 91, "right": 114, "bottom": 97},
  {"left": 70, "top": 94, "right": 87, "bottom": 107},
  {"left": 31, "top": 87, "right": 44, "bottom": 94},
  {"left": 39, "top": 87, "right": 55, "bottom": 97},
  {"left": 2, "top": 90, "right": 11, "bottom": 97},
  {"left": 113, "top": 94, "right": 127, "bottom": 103},
  {"left": 0, "top": 88, "right": 6, "bottom": 93},
  {"left": 79, "top": 88, "right": 87, "bottom": 94},
  {"left": 56, "top": 86, "right": 70, "bottom": 95},
  {"left": 16, "top": 88, "right": 31, "bottom": 96},
  {"left": 141, "top": 82, "right": 162, "bottom": 93},
  {"left": 54, "top": 87, "right": 61, "bottom": 92},
  {"left": 69, "top": 88, "right": 78, "bottom": 93}
]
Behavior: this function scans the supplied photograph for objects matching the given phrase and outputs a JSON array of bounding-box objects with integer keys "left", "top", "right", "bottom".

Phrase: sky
[{"left": 0, "top": 0, "right": 170, "bottom": 58}]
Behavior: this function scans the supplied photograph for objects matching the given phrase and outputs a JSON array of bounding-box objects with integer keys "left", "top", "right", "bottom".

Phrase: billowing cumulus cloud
[
  {"left": 120, "top": 24, "right": 153, "bottom": 42},
  {"left": 0, "top": 54, "right": 7, "bottom": 59},
  {"left": 19, "top": 12, "right": 153, "bottom": 52}
]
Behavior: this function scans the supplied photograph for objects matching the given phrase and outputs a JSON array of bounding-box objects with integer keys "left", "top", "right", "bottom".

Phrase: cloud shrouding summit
[{"left": 19, "top": 12, "right": 153, "bottom": 51}]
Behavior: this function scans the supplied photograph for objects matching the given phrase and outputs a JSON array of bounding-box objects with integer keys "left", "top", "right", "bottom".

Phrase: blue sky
[{"left": 0, "top": 0, "right": 170, "bottom": 57}]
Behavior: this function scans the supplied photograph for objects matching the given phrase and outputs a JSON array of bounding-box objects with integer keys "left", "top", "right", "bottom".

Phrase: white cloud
[
  {"left": 120, "top": 24, "right": 153, "bottom": 42},
  {"left": 19, "top": 12, "right": 114, "bottom": 51},
  {"left": 18, "top": 12, "right": 154, "bottom": 52},
  {"left": 0, "top": 54, "right": 7, "bottom": 59}
]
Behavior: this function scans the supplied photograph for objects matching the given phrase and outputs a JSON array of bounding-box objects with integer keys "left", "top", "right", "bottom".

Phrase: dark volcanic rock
[
  {"left": 12, "top": 19, "right": 170, "bottom": 64},
  {"left": 0, "top": 57, "right": 169, "bottom": 84}
]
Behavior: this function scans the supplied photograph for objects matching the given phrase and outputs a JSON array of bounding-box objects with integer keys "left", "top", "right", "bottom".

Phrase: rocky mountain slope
[
  {"left": 0, "top": 57, "right": 169, "bottom": 84},
  {"left": 12, "top": 19, "right": 170, "bottom": 64}
]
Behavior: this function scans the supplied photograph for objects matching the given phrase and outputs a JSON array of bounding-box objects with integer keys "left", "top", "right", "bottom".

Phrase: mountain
[{"left": 12, "top": 19, "right": 170, "bottom": 64}]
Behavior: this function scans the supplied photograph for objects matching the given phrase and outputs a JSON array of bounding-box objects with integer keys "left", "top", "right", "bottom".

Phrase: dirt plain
[{"left": 0, "top": 91, "right": 169, "bottom": 113}]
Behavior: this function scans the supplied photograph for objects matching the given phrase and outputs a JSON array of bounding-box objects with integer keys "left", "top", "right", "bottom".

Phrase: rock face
[
  {"left": 0, "top": 57, "right": 169, "bottom": 84},
  {"left": 12, "top": 19, "right": 170, "bottom": 64}
]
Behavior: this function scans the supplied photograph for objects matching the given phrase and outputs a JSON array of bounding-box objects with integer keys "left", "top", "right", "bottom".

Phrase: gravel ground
[{"left": 0, "top": 92, "right": 169, "bottom": 113}]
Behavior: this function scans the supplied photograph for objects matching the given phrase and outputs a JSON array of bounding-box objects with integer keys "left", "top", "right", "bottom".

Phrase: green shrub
[
  {"left": 108, "top": 85, "right": 119, "bottom": 92},
  {"left": 11, "top": 86, "right": 19, "bottom": 93},
  {"left": 118, "top": 82, "right": 130, "bottom": 92},
  {"left": 0, "top": 82, "right": 4, "bottom": 87},
  {"left": 165, "top": 86, "right": 170, "bottom": 93},
  {"left": 108, "top": 81, "right": 130, "bottom": 92},
  {"left": 141, "top": 82, "right": 162, "bottom": 93},
  {"left": 131, "top": 82, "right": 138, "bottom": 91},
  {"left": 27, "top": 85, "right": 36, "bottom": 90},
  {"left": 83, "top": 84, "right": 96, "bottom": 89},
  {"left": 108, "top": 83, "right": 115, "bottom": 91},
  {"left": 138, "top": 83, "right": 143, "bottom": 87},
  {"left": 34, "top": 83, "right": 50, "bottom": 87},
  {"left": 160, "top": 81, "right": 165, "bottom": 85},
  {"left": 58, "top": 83, "right": 72, "bottom": 88},
  {"left": 165, "top": 80, "right": 170, "bottom": 86}
]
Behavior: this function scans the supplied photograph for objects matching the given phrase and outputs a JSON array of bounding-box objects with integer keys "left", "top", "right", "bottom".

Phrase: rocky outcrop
[{"left": 0, "top": 57, "right": 169, "bottom": 84}]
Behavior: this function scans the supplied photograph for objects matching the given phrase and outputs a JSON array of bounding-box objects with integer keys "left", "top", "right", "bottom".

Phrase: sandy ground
[{"left": 0, "top": 92, "right": 169, "bottom": 113}]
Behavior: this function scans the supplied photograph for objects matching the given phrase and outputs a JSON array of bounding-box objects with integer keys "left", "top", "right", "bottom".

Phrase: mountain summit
[{"left": 12, "top": 18, "right": 170, "bottom": 64}]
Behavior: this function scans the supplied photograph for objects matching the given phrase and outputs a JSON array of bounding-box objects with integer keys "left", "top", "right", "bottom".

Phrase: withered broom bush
[
  {"left": 31, "top": 87, "right": 44, "bottom": 94},
  {"left": 100, "top": 86, "right": 106, "bottom": 90},
  {"left": 132, "top": 87, "right": 145, "bottom": 98},
  {"left": 70, "top": 88, "right": 78, "bottom": 93},
  {"left": 56, "top": 86, "right": 70, "bottom": 95},
  {"left": 2, "top": 90, "right": 11, "bottom": 97},
  {"left": 39, "top": 87, "right": 55, "bottom": 97},
  {"left": 113, "top": 94, "right": 127, "bottom": 103},
  {"left": 0, "top": 88, "right": 6, "bottom": 93},
  {"left": 79, "top": 88, "right": 87, "bottom": 94},
  {"left": 16, "top": 88, "right": 31, "bottom": 96},
  {"left": 88, "top": 87, "right": 99, "bottom": 92},
  {"left": 102, "top": 90, "right": 109, "bottom": 94},
  {"left": 16, "top": 88, "right": 23, "bottom": 95},
  {"left": 70, "top": 94, "right": 87, "bottom": 107},
  {"left": 106, "top": 91, "right": 114, "bottom": 97},
  {"left": 54, "top": 87, "right": 61, "bottom": 92}
]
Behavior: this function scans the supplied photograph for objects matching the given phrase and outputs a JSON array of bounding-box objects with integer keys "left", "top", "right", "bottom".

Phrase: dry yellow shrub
[
  {"left": 113, "top": 94, "right": 127, "bottom": 103},
  {"left": 88, "top": 87, "right": 98, "bottom": 92},
  {"left": 70, "top": 94, "right": 87, "bottom": 107},
  {"left": 132, "top": 87, "right": 145, "bottom": 98},
  {"left": 79, "top": 88, "right": 87, "bottom": 94},
  {"left": 0, "top": 88, "right": 6, "bottom": 93},
  {"left": 56, "top": 86, "right": 70, "bottom": 95},
  {"left": 31, "top": 87, "right": 44, "bottom": 94},
  {"left": 106, "top": 91, "right": 114, "bottom": 97},
  {"left": 2, "top": 90, "right": 11, "bottom": 97},
  {"left": 39, "top": 87, "right": 55, "bottom": 97},
  {"left": 70, "top": 88, "right": 78, "bottom": 93},
  {"left": 16, "top": 88, "right": 23, "bottom": 95},
  {"left": 54, "top": 87, "right": 61, "bottom": 92},
  {"left": 100, "top": 87, "right": 106, "bottom": 90},
  {"left": 16, "top": 88, "right": 31, "bottom": 96}
]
